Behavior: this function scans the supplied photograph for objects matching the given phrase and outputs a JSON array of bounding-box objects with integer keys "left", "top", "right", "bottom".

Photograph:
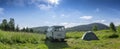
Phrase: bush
[
  {"left": 117, "top": 25, "right": 120, "bottom": 33},
  {"left": 101, "top": 33, "right": 119, "bottom": 39},
  {"left": 108, "top": 33, "right": 119, "bottom": 38}
]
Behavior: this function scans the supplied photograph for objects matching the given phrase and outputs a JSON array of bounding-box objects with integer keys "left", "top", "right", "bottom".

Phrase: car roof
[{"left": 51, "top": 26, "right": 64, "bottom": 27}]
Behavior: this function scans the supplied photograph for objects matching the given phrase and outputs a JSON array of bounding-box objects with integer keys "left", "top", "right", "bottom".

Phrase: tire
[
  {"left": 61, "top": 38, "right": 64, "bottom": 42},
  {"left": 50, "top": 37, "right": 54, "bottom": 42}
]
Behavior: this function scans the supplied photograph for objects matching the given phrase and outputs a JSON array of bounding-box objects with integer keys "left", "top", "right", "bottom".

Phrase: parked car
[{"left": 46, "top": 26, "right": 66, "bottom": 42}]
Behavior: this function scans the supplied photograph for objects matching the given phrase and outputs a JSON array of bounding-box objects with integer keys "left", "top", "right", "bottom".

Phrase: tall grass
[
  {"left": 0, "top": 30, "right": 120, "bottom": 49},
  {"left": 65, "top": 30, "right": 120, "bottom": 49},
  {"left": 0, "top": 30, "right": 45, "bottom": 44}
]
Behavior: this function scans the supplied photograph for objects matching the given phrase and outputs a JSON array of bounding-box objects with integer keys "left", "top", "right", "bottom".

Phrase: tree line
[
  {"left": 0, "top": 18, "right": 120, "bottom": 33},
  {"left": 0, "top": 18, "right": 34, "bottom": 33}
]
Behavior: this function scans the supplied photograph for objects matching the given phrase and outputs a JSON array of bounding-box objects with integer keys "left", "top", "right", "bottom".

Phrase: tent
[{"left": 81, "top": 31, "right": 99, "bottom": 40}]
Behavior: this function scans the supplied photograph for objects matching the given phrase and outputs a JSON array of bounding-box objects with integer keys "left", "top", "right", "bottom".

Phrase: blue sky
[{"left": 0, "top": 0, "right": 120, "bottom": 28}]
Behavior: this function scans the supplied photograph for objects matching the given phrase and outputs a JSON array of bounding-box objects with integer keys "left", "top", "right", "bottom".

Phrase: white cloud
[
  {"left": 0, "top": 8, "right": 4, "bottom": 14},
  {"left": 4, "top": 0, "right": 61, "bottom": 10},
  {"left": 80, "top": 16, "right": 93, "bottom": 20},
  {"left": 48, "top": 0, "right": 59, "bottom": 5},
  {"left": 34, "top": 0, "right": 60, "bottom": 10},
  {"left": 101, "top": 20, "right": 105, "bottom": 22},
  {"left": 38, "top": 4, "right": 52, "bottom": 10}
]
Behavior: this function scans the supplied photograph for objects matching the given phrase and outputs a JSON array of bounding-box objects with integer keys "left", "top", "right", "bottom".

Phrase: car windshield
[{"left": 54, "top": 27, "right": 65, "bottom": 31}]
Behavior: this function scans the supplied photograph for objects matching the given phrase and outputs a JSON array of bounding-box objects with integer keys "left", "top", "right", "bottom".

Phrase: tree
[
  {"left": 8, "top": 18, "right": 15, "bottom": 31},
  {"left": 16, "top": 25, "right": 19, "bottom": 32},
  {"left": 0, "top": 23, "right": 1, "bottom": 29},
  {"left": 117, "top": 25, "right": 120, "bottom": 33},
  {"left": 110, "top": 22, "right": 116, "bottom": 32},
  {"left": 30, "top": 28, "right": 34, "bottom": 32},
  {"left": 1, "top": 19, "right": 9, "bottom": 31},
  {"left": 25, "top": 27, "right": 29, "bottom": 32},
  {"left": 92, "top": 25, "right": 98, "bottom": 31},
  {"left": 21, "top": 27, "right": 26, "bottom": 32}
]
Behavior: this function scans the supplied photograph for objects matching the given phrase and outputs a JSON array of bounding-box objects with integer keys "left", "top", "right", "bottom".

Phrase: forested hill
[{"left": 66, "top": 23, "right": 109, "bottom": 32}]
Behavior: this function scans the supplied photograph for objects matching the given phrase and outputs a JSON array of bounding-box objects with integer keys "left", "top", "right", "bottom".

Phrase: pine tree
[
  {"left": 16, "top": 25, "right": 19, "bottom": 32},
  {"left": 110, "top": 22, "right": 116, "bottom": 32}
]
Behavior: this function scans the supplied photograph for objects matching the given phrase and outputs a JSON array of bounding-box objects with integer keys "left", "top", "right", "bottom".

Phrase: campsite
[
  {"left": 0, "top": 29, "right": 120, "bottom": 49},
  {"left": 0, "top": 0, "right": 120, "bottom": 49}
]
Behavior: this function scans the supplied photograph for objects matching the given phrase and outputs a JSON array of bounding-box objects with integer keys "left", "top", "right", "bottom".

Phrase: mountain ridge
[{"left": 66, "top": 23, "right": 109, "bottom": 32}]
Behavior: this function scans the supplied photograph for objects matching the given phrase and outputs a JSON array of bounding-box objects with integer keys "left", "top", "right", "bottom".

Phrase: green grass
[{"left": 0, "top": 30, "right": 120, "bottom": 49}]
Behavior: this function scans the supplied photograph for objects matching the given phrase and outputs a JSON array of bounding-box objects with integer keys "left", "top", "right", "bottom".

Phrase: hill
[
  {"left": 66, "top": 23, "right": 109, "bottom": 32},
  {"left": 32, "top": 26, "right": 49, "bottom": 33}
]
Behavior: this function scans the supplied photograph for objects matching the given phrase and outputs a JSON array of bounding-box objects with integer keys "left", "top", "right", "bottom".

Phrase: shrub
[
  {"left": 117, "top": 25, "right": 120, "bottom": 33},
  {"left": 109, "top": 22, "right": 116, "bottom": 32},
  {"left": 108, "top": 33, "right": 119, "bottom": 38}
]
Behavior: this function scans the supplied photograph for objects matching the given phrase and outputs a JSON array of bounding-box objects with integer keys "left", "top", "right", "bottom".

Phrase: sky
[{"left": 0, "top": 0, "right": 120, "bottom": 28}]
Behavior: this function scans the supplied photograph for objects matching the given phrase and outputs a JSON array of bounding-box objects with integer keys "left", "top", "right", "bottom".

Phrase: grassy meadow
[{"left": 0, "top": 30, "right": 120, "bottom": 49}]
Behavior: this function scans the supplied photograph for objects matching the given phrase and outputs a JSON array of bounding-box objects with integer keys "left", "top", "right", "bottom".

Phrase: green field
[{"left": 0, "top": 30, "right": 120, "bottom": 49}]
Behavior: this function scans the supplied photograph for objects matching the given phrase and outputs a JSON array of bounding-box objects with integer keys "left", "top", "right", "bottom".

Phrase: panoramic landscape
[{"left": 0, "top": 0, "right": 120, "bottom": 49}]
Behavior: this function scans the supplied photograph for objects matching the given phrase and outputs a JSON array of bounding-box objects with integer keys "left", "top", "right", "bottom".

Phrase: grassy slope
[{"left": 0, "top": 30, "right": 120, "bottom": 49}]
